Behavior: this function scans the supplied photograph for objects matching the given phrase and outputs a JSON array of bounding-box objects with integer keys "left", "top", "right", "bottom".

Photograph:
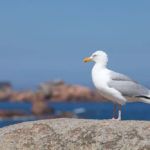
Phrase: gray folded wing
[
  {"left": 108, "top": 71, "right": 150, "bottom": 98},
  {"left": 110, "top": 71, "right": 134, "bottom": 82}
]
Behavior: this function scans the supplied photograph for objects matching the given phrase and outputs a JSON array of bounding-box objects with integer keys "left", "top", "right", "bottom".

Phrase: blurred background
[{"left": 0, "top": 0, "right": 150, "bottom": 127}]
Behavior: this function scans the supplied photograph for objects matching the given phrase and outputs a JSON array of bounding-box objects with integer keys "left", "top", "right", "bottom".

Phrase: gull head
[{"left": 83, "top": 50, "right": 108, "bottom": 66}]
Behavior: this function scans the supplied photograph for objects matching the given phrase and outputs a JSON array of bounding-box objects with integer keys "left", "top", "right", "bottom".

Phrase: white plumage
[{"left": 83, "top": 50, "right": 150, "bottom": 120}]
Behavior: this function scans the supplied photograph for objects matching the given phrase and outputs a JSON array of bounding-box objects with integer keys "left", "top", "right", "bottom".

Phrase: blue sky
[{"left": 0, "top": 1, "right": 150, "bottom": 88}]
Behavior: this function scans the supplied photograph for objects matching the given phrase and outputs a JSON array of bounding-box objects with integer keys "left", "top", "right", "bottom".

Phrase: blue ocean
[{"left": 0, "top": 101, "right": 150, "bottom": 128}]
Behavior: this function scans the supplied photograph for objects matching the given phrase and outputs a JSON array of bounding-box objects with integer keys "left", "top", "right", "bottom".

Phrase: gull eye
[{"left": 93, "top": 54, "right": 97, "bottom": 57}]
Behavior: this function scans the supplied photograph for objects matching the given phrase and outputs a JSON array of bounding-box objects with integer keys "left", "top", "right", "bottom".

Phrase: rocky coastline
[{"left": 0, "top": 80, "right": 107, "bottom": 118}]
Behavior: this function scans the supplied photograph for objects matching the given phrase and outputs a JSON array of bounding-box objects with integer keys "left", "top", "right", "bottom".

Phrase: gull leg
[
  {"left": 117, "top": 104, "right": 122, "bottom": 121},
  {"left": 112, "top": 103, "right": 117, "bottom": 119}
]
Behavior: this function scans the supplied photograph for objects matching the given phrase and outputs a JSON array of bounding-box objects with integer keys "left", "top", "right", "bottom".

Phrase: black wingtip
[{"left": 135, "top": 95, "right": 150, "bottom": 99}]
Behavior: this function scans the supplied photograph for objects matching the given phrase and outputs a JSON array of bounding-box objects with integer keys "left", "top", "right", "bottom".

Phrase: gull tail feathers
[{"left": 140, "top": 98, "right": 150, "bottom": 104}]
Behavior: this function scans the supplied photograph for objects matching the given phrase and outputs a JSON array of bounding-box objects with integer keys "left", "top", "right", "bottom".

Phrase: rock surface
[{"left": 0, "top": 118, "right": 150, "bottom": 150}]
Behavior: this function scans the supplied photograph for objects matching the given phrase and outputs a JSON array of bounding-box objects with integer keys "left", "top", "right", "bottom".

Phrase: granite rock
[{"left": 0, "top": 118, "right": 150, "bottom": 150}]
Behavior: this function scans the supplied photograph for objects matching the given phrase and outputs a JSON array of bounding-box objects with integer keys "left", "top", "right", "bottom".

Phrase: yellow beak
[{"left": 83, "top": 57, "right": 92, "bottom": 63}]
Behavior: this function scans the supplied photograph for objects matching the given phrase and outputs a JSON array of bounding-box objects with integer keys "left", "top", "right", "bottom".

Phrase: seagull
[{"left": 83, "top": 50, "right": 150, "bottom": 120}]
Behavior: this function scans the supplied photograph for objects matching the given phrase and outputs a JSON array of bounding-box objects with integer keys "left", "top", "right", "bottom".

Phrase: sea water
[{"left": 0, "top": 102, "right": 150, "bottom": 127}]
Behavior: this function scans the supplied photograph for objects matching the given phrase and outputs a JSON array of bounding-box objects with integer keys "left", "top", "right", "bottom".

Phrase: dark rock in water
[
  {"left": 31, "top": 91, "right": 54, "bottom": 116},
  {"left": 32, "top": 100, "right": 54, "bottom": 116},
  {"left": 0, "top": 118, "right": 150, "bottom": 150},
  {"left": 0, "top": 110, "right": 27, "bottom": 118}
]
